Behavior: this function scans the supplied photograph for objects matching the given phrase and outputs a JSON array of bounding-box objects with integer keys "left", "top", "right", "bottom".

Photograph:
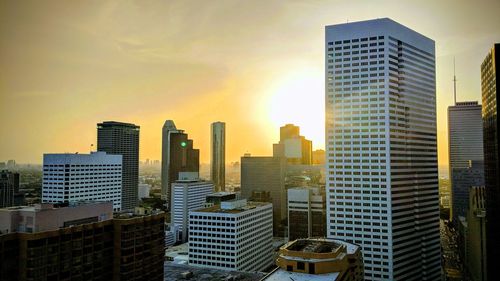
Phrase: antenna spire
[{"left": 453, "top": 57, "right": 457, "bottom": 105}]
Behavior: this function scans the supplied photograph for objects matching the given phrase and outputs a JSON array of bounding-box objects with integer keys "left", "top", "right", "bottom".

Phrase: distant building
[
  {"left": 42, "top": 152, "right": 122, "bottom": 211},
  {"left": 273, "top": 124, "right": 312, "bottom": 165},
  {"left": 211, "top": 122, "right": 226, "bottom": 192},
  {"left": 171, "top": 178, "right": 214, "bottom": 243},
  {"left": 482, "top": 43, "right": 499, "bottom": 280},
  {"left": 312, "top": 149, "right": 325, "bottom": 165},
  {"left": 188, "top": 199, "right": 273, "bottom": 271},
  {"left": 0, "top": 170, "right": 19, "bottom": 208},
  {"left": 138, "top": 183, "right": 151, "bottom": 199},
  {"left": 97, "top": 121, "right": 140, "bottom": 210},
  {"left": 241, "top": 155, "right": 286, "bottom": 236},
  {"left": 287, "top": 187, "right": 326, "bottom": 240},
  {"left": 161, "top": 120, "right": 200, "bottom": 210},
  {"left": 205, "top": 192, "right": 236, "bottom": 207},
  {"left": 465, "top": 186, "right": 487, "bottom": 281},
  {"left": 262, "top": 238, "right": 363, "bottom": 280}
]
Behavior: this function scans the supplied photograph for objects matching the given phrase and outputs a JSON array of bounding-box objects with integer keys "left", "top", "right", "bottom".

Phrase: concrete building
[
  {"left": 42, "top": 152, "right": 122, "bottom": 211},
  {"left": 312, "top": 149, "right": 326, "bottom": 165},
  {"left": 273, "top": 124, "right": 312, "bottom": 165},
  {"left": 481, "top": 43, "right": 499, "bottom": 280},
  {"left": 263, "top": 238, "right": 363, "bottom": 281},
  {"left": 205, "top": 192, "right": 236, "bottom": 207},
  {"left": 97, "top": 121, "right": 139, "bottom": 210},
  {"left": 0, "top": 170, "right": 19, "bottom": 208},
  {"left": 188, "top": 199, "right": 273, "bottom": 271},
  {"left": 211, "top": 122, "right": 226, "bottom": 192},
  {"left": 171, "top": 178, "right": 214, "bottom": 243},
  {"left": 325, "top": 18, "right": 440, "bottom": 280},
  {"left": 138, "top": 183, "right": 151, "bottom": 199},
  {"left": 287, "top": 187, "right": 326, "bottom": 240},
  {"left": 241, "top": 155, "right": 286, "bottom": 236},
  {"left": 161, "top": 120, "right": 200, "bottom": 209},
  {"left": 465, "top": 186, "right": 487, "bottom": 281},
  {"left": 448, "top": 101, "right": 484, "bottom": 222}
]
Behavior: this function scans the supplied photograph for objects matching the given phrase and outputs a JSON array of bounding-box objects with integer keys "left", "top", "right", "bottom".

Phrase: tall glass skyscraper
[
  {"left": 211, "top": 121, "right": 225, "bottom": 192},
  {"left": 325, "top": 18, "right": 440, "bottom": 280},
  {"left": 97, "top": 121, "right": 139, "bottom": 210}
]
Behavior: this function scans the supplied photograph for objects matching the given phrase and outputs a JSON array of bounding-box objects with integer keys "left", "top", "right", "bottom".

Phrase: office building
[
  {"left": 481, "top": 43, "right": 499, "bottom": 281},
  {"left": 273, "top": 124, "right": 312, "bottom": 165},
  {"left": 211, "top": 121, "right": 226, "bottom": 192},
  {"left": 97, "top": 121, "right": 139, "bottom": 210},
  {"left": 448, "top": 101, "right": 484, "bottom": 222},
  {"left": 161, "top": 120, "right": 200, "bottom": 209},
  {"left": 42, "top": 152, "right": 122, "bottom": 211},
  {"left": 171, "top": 178, "right": 213, "bottom": 243},
  {"left": 0, "top": 170, "right": 19, "bottom": 208},
  {"left": 0, "top": 202, "right": 165, "bottom": 281},
  {"left": 188, "top": 199, "right": 273, "bottom": 271},
  {"left": 263, "top": 238, "right": 363, "bottom": 281},
  {"left": 464, "top": 186, "right": 487, "bottom": 281},
  {"left": 287, "top": 187, "right": 326, "bottom": 240},
  {"left": 138, "top": 183, "right": 151, "bottom": 199},
  {"left": 241, "top": 155, "right": 286, "bottom": 236},
  {"left": 325, "top": 18, "right": 440, "bottom": 280},
  {"left": 312, "top": 149, "right": 326, "bottom": 165}
]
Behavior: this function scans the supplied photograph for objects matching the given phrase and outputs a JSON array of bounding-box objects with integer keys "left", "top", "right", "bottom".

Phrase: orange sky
[{"left": 1, "top": 0, "right": 499, "bottom": 166}]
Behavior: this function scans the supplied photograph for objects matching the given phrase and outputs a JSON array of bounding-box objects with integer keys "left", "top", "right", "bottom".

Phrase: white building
[
  {"left": 188, "top": 199, "right": 273, "bottom": 271},
  {"left": 287, "top": 187, "right": 326, "bottom": 240},
  {"left": 42, "top": 152, "right": 122, "bottom": 211},
  {"left": 138, "top": 183, "right": 151, "bottom": 199},
  {"left": 325, "top": 18, "right": 440, "bottom": 280},
  {"left": 171, "top": 179, "right": 214, "bottom": 243}
]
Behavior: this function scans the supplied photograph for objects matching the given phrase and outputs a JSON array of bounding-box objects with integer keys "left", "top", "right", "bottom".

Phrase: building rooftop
[
  {"left": 282, "top": 238, "right": 359, "bottom": 256},
  {"left": 0, "top": 201, "right": 111, "bottom": 213},
  {"left": 262, "top": 269, "right": 339, "bottom": 281},
  {"left": 164, "top": 263, "right": 265, "bottom": 281},
  {"left": 194, "top": 200, "right": 270, "bottom": 214}
]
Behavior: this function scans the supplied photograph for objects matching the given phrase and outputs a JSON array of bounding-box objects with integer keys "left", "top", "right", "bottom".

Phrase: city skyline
[{"left": 1, "top": 0, "right": 500, "bottom": 167}]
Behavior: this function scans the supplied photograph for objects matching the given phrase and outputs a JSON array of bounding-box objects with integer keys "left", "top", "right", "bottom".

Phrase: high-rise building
[
  {"left": 161, "top": 120, "right": 199, "bottom": 209},
  {"left": 211, "top": 121, "right": 226, "bottom": 192},
  {"left": 464, "top": 186, "right": 487, "bottom": 281},
  {"left": 0, "top": 170, "right": 19, "bottom": 208},
  {"left": 241, "top": 155, "right": 286, "bottom": 236},
  {"left": 448, "top": 101, "right": 484, "bottom": 222},
  {"left": 97, "top": 121, "right": 139, "bottom": 210},
  {"left": 188, "top": 199, "right": 273, "bottom": 271},
  {"left": 325, "top": 18, "right": 440, "bottom": 280},
  {"left": 481, "top": 43, "right": 499, "bottom": 281},
  {"left": 273, "top": 124, "right": 312, "bottom": 165},
  {"left": 171, "top": 178, "right": 214, "bottom": 243},
  {"left": 42, "top": 152, "right": 122, "bottom": 211},
  {"left": 287, "top": 187, "right": 326, "bottom": 240}
]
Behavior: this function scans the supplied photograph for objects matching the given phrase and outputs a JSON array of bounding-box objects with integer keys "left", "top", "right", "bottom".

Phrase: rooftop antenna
[{"left": 453, "top": 57, "right": 457, "bottom": 105}]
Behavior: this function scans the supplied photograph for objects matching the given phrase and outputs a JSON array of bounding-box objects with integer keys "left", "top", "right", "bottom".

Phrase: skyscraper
[
  {"left": 211, "top": 122, "right": 225, "bottom": 192},
  {"left": 273, "top": 124, "right": 312, "bottom": 165},
  {"left": 0, "top": 170, "right": 19, "bottom": 208},
  {"left": 481, "top": 43, "right": 499, "bottom": 281},
  {"left": 448, "top": 101, "right": 484, "bottom": 222},
  {"left": 161, "top": 120, "right": 199, "bottom": 209},
  {"left": 97, "top": 121, "right": 139, "bottom": 210},
  {"left": 325, "top": 18, "right": 440, "bottom": 280}
]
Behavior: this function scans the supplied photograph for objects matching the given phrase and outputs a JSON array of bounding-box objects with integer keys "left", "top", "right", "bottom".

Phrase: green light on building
[{"left": 181, "top": 141, "right": 187, "bottom": 147}]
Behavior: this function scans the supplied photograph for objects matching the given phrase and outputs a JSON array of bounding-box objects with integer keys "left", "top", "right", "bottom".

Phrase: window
[{"left": 297, "top": 262, "right": 305, "bottom": 270}]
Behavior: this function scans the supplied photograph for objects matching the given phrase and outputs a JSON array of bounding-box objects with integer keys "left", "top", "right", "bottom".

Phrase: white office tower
[
  {"left": 42, "top": 152, "right": 122, "bottom": 211},
  {"left": 188, "top": 199, "right": 273, "bottom": 271},
  {"left": 325, "top": 18, "right": 439, "bottom": 280},
  {"left": 171, "top": 179, "right": 214, "bottom": 243}
]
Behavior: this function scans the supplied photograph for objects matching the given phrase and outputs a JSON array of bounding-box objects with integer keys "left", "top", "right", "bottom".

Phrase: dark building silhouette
[
  {"left": 273, "top": 124, "right": 312, "bottom": 165},
  {"left": 97, "top": 121, "right": 140, "bottom": 210},
  {"left": 0, "top": 170, "right": 20, "bottom": 208}
]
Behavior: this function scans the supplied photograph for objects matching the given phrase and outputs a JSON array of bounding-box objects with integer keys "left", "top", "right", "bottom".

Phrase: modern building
[
  {"left": 241, "top": 155, "right": 286, "bottom": 236},
  {"left": 161, "top": 120, "right": 200, "bottom": 209},
  {"left": 0, "top": 170, "right": 19, "bottom": 208},
  {"left": 138, "top": 183, "right": 151, "bottom": 199},
  {"left": 97, "top": 121, "right": 139, "bottom": 210},
  {"left": 287, "top": 187, "right": 326, "bottom": 240},
  {"left": 464, "top": 186, "right": 487, "bottom": 281},
  {"left": 325, "top": 18, "right": 440, "bottom": 280},
  {"left": 448, "top": 101, "right": 484, "bottom": 222},
  {"left": 188, "top": 199, "right": 273, "bottom": 271},
  {"left": 42, "top": 152, "right": 122, "bottom": 211},
  {"left": 171, "top": 178, "right": 214, "bottom": 243},
  {"left": 312, "top": 149, "right": 326, "bottom": 165},
  {"left": 262, "top": 238, "right": 363, "bottom": 281},
  {"left": 211, "top": 121, "right": 226, "bottom": 192},
  {"left": 205, "top": 192, "right": 236, "bottom": 207},
  {"left": 481, "top": 43, "right": 499, "bottom": 281},
  {"left": 273, "top": 124, "right": 312, "bottom": 165}
]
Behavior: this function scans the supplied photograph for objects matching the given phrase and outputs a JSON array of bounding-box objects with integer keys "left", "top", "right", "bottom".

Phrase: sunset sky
[{"left": 1, "top": 0, "right": 499, "bottom": 166}]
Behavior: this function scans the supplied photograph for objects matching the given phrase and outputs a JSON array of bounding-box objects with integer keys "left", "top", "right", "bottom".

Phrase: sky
[{"left": 1, "top": 0, "right": 499, "bottom": 166}]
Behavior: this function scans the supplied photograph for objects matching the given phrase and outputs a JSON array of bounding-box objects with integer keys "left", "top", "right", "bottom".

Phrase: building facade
[
  {"left": 241, "top": 155, "right": 286, "bottom": 236},
  {"left": 188, "top": 200, "right": 273, "bottom": 271},
  {"left": 273, "top": 124, "right": 312, "bottom": 165},
  {"left": 448, "top": 101, "right": 484, "bottom": 222},
  {"left": 287, "top": 187, "right": 326, "bottom": 240},
  {"left": 325, "top": 18, "right": 440, "bottom": 280},
  {"left": 465, "top": 186, "right": 487, "bottom": 281},
  {"left": 42, "top": 152, "right": 122, "bottom": 211},
  {"left": 211, "top": 121, "right": 226, "bottom": 192},
  {"left": 481, "top": 43, "right": 499, "bottom": 281},
  {"left": 0, "top": 170, "right": 19, "bottom": 208},
  {"left": 97, "top": 121, "right": 139, "bottom": 210}
]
